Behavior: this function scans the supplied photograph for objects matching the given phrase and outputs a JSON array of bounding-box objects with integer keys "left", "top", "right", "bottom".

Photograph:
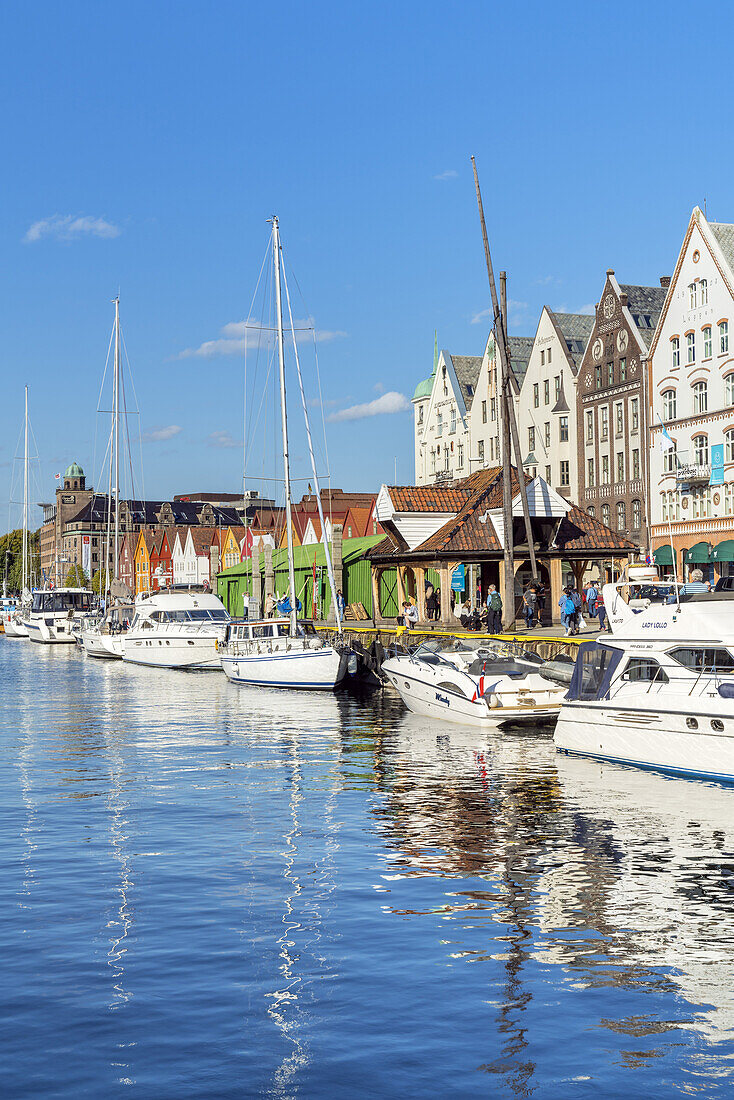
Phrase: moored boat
[
  {"left": 219, "top": 618, "right": 347, "bottom": 690},
  {"left": 121, "top": 588, "right": 230, "bottom": 669}
]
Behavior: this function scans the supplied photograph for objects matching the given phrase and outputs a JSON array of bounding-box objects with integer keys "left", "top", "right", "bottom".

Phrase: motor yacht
[
  {"left": 121, "top": 589, "right": 230, "bottom": 669},
  {"left": 554, "top": 574, "right": 734, "bottom": 781},
  {"left": 381, "top": 640, "right": 568, "bottom": 727},
  {"left": 23, "top": 588, "right": 95, "bottom": 644},
  {"left": 81, "top": 601, "right": 134, "bottom": 659},
  {"left": 219, "top": 618, "right": 347, "bottom": 690}
]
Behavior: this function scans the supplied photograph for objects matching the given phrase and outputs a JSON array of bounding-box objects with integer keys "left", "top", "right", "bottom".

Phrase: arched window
[
  {"left": 662, "top": 389, "right": 676, "bottom": 421},
  {"left": 687, "top": 332, "right": 696, "bottom": 363},
  {"left": 700, "top": 279, "right": 708, "bottom": 305},
  {"left": 616, "top": 501, "right": 626, "bottom": 531},
  {"left": 689, "top": 283, "right": 697, "bottom": 309},
  {"left": 693, "top": 381, "right": 708, "bottom": 413},
  {"left": 601, "top": 503, "right": 611, "bottom": 528},
  {"left": 663, "top": 439, "right": 677, "bottom": 474},
  {"left": 693, "top": 434, "right": 709, "bottom": 465},
  {"left": 703, "top": 325, "right": 712, "bottom": 358},
  {"left": 632, "top": 499, "right": 642, "bottom": 530},
  {"left": 720, "top": 321, "right": 729, "bottom": 354},
  {"left": 661, "top": 492, "right": 668, "bottom": 522},
  {"left": 587, "top": 506, "right": 595, "bottom": 518},
  {"left": 726, "top": 376, "right": 734, "bottom": 406},
  {"left": 671, "top": 336, "right": 680, "bottom": 368},
  {"left": 726, "top": 429, "right": 734, "bottom": 464}
]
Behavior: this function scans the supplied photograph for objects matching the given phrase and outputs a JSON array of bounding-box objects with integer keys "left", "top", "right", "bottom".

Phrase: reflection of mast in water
[
  {"left": 18, "top": 689, "right": 40, "bottom": 909},
  {"left": 105, "top": 735, "right": 134, "bottom": 1013}
]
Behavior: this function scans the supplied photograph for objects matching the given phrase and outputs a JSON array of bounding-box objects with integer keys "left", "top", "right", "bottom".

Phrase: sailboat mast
[
  {"left": 272, "top": 217, "right": 298, "bottom": 635},
  {"left": 22, "top": 385, "right": 28, "bottom": 593},
  {"left": 113, "top": 297, "right": 121, "bottom": 584}
]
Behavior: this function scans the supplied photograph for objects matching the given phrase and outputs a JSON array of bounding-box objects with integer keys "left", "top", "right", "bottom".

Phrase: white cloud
[
  {"left": 434, "top": 169, "right": 458, "bottom": 181},
  {"left": 208, "top": 430, "right": 241, "bottom": 449},
  {"left": 24, "top": 214, "right": 121, "bottom": 243},
  {"left": 471, "top": 299, "right": 528, "bottom": 324},
  {"left": 142, "top": 424, "right": 181, "bottom": 442},
  {"left": 373, "top": 381, "right": 385, "bottom": 394},
  {"left": 176, "top": 318, "right": 347, "bottom": 359},
  {"left": 328, "top": 391, "right": 410, "bottom": 423},
  {"left": 574, "top": 303, "right": 596, "bottom": 316},
  {"left": 471, "top": 307, "right": 491, "bottom": 325}
]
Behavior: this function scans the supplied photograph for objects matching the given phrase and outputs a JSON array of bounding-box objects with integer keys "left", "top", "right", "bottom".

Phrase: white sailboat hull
[
  {"left": 220, "top": 645, "right": 345, "bottom": 690},
  {"left": 554, "top": 700, "right": 734, "bottom": 783},
  {"left": 122, "top": 633, "right": 221, "bottom": 669}
]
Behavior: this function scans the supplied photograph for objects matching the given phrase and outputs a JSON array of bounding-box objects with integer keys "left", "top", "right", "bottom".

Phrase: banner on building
[
  {"left": 711, "top": 443, "right": 725, "bottom": 486},
  {"left": 81, "top": 535, "right": 91, "bottom": 578},
  {"left": 451, "top": 563, "right": 465, "bottom": 591}
]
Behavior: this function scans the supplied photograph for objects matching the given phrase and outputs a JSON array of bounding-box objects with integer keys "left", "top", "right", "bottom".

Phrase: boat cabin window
[
  {"left": 31, "top": 592, "right": 93, "bottom": 613},
  {"left": 297, "top": 622, "right": 317, "bottom": 636},
  {"left": 621, "top": 657, "right": 669, "bottom": 684},
  {"left": 566, "top": 643, "right": 622, "bottom": 701},
  {"left": 668, "top": 647, "right": 734, "bottom": 673}
]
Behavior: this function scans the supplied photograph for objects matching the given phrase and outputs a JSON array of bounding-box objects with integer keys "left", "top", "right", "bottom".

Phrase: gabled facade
[
  {"left": 647, "top": 207, "right": 734, "bottom": 578},
  {"left": 171, "top": 530, "right": 187, "bottom": 586},
  {"left": 118, "top": 532, "right": 135, "bottom": 593},
  {"left": 133, "top": 530, "right": 152, "bottom": 594},
  {"left": 468, "top": 332, "right": 534, "bottom": 476},
  {"left": 221, "top": 526, "right": 247, "bottom": 570},
  {"left": 576, "top": 270, "right": 668, "bottom": 548},
  {"left": 413, "top": 349, "right": 481, "bottom": 485},
  {"left": 516, "top": 308, "right": 593, "bottom": 500}
]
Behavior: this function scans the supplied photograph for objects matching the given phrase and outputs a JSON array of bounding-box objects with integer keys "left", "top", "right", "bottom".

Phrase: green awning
[
  {"left": 712, "top": 540, "right": 734, "bottom": 562},
  {"left": 684, "top": 541, "right": 710, "bottom": 564},
  {"left": 653, "top": 545, "right": 675, "bottom": 565}
]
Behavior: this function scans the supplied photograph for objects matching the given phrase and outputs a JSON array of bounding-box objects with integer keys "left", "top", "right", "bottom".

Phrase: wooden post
[
  {"left": 440, "top": 563, "right": 452, "bottom": 623},
  {"left": 371, "top": 566, "right": 382, "bottom": 623},
  {"left": 416, "top": 566, "right": 427, "bottom": 622},
  {"left": 396, "top": 565, "right": 406, "bottom": 609}
]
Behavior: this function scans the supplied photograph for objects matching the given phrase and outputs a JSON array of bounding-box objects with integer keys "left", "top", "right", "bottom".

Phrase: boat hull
[
  {"left": 554, "top": 701, "right": 734, "bottom": 782},
  {"left": 24, "top": 618, "right": 77, "bottom": 644},
  {"left": 220, "top": 645, "right": 345, "bottom": 690},
  {"left": 122, "top": 633, "right": 221, "bottom": 669},
  {"left": 3, "top": 618, "right": 28, "bottom": 638},
  {"left": 82, "top": 631, "right": 124, "bottom": 659}
]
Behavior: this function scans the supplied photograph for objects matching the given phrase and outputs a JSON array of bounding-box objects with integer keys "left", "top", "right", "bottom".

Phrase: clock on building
[
  {"left": 592, "top": 337, "right": 604, "bottom": 361},
  {"left": 617, "top": 330, "right": 629, "bottom": 353},
  {"left": 603, "top": 294, "right": 615, "bottom": 319}
]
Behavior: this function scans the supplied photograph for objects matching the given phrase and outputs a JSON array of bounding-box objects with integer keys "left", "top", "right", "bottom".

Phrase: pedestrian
[
  {"left": 264, "top": 592, "right": 276, "bottom": 618},
  {"left": 404, "top": 600, "right": 419, "bottom": 630},
  {"left": 336, "top": 589, "right": 346, "bottom": 619},
  {"left": 570, "top": 587, "right": 583, "bottom": 634},
  {"left": 584, "top": 580, "right": 598, "bottom": 620},
  {"left": 535, "top": 582, "right": 545, "bottom": 626},
  {"left": 432, "top": 587, "right": 441, "bottom": 620},
  {"left": 426, "top": 584, "right": 438, "bottom": 621},
  {"left": 458, "top": 599, "right": 473, "bottom": 630},
  {"left": 487, "top": 584, "right": 502, "bottom": 634},
  {"left": 522, "top": 586, "right": 536, "bottom": 629},
  {"left": 596, "top": 592, "right": 608, "bottom": 632},
  {"left": 559, "top": 587, "right": 576, "bottom": 636}
]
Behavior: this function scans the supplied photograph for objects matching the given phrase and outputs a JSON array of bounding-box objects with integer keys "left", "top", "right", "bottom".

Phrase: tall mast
[
  {"left": 113, "top": 297, "right": 121, "bottom": 583},
  {"left": 272, "top": 217, "right": 298, "bottom": 635},
  {"left": 22, "top": 385, "right": 28, "bottom": 594}
]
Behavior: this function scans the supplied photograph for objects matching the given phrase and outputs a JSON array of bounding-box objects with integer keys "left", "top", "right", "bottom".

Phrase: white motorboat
[
  {"left": 219, "top": 618, "right": 347, "bottom": 690},
  {"left": 81, "top": 601, "right": 133, "bottom": 659},
  {"left": 554, "top": 576, "right": 734, "bottom": 781},
  {"left": 121, "top": 588, "right": 230, "bottom": 669},
  {"left": 23, "top": 588, "right": 96, "bottom": 644},
  {"left": 382, "top": 640, "right": 568, "bottom": 727},
  {"left": 2, "top": 600, "right": 29, "bottom": 637}
]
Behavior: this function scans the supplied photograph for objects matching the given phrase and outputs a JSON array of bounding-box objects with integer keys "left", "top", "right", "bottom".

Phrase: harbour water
[{"left": 2, "top": 641, "right": 734, "bottom": 1097}]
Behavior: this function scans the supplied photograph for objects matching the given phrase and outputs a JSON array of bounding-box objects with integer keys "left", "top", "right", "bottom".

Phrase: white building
[
  {"left": 647, "top": 207, "right": 734, "bottom": 579},
  {"left": 515, "top": 308, "right": 593, "bottom": 499}
]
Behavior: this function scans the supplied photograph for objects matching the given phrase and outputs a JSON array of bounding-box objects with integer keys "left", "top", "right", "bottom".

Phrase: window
[
  {"left": 489, "top": 437, "right": 494, "bottom": 461},
  {"left": 616, "top": 500, "right": 626, "bottom": 530},
  {"left": 721, "top": 321, "right": 729, "bottom": 354},
  {"left": 693, "top": 434, "right": 709, "bottom": 465},
  {"left": 450, "top": 406, "right": 457, "bottom": 433},
  {"left": 588, "top": 506, "right": 595, "bottom": 517},
  {"left": 726, "top": 483, "right": 734, "bottom": 515},
  {"left": 600, "top": 406, "right": 609, "bottom": 440},
  {"left": 601, "top": 503, "right": 611, "bottom": 527},
  {"left": 436, "top": 410, "right": 443, "bottom": 437},
  {"left": 691, "top": 486, "right": 711, "bottom": 519},
  {"left": 560, "top": 460, "right": 570, "bottom": 487},
  {"left": 544, "top": 421, "right": 551, "bottom": 447},
  {"left": 662, "top": 389, "right": 676, "bottom": 421},
  {"left": 607, "top": 362, "right": 614, "bottom": 385},
  {"left": 631, "top": 398, "right": 639, "bottom": 433},
  {"left": 616, "top": 452, "right": 624, "bottom": 482},
  {"left": 430, "top": 449, "right": 436, "bottom": 475},
  {"left": 700, "top": 279, "right": 708, "bottom": 305},
  {"left": 528, "top": 426, "right": 535, "bottom": 449},
  {"left": 619, "top": 357, "right": 627, "bottom": 381},
  {"left": 687, "top": 331, "right": 696, "bottom": 363},
  {"left": 544, "top": 379, "right": 550, "bottom": 404},
  {"left": 595, "top": 365, "right": 603, "bottom": 389},
  {"left": 547, "top": 347, "right": 552, "bottom": 364},
  {"left": 622, "top": 657, "right": 669, "bottom": 684},
  {"left": 559, "top": 416, "right": 569, "bottom": 442},
  {"left": 704, "top": 325, "right": 712, "bottom": 358},
  {"left": 457, "top": 442, "right": 464, "bottom": 467},
  {"left": 689, "top": 283, "right": 697, "bottom": 310},
  {"left": 602, "top": 454, "right": 610, "bottom": 484},
  {"left": 672, "top": 337, "right": 680, "bottom": 368},
  {"left": 533, "top": 384, "right": 539, "bottom": 408},
  {"left": 632, "top": 448, "right": 640, "bottom": 478},
  {"left": 545, "top": 465, "right": 551, "bottom": 482},
  {"left": 444, "top": 446, "right": 450, "bottom": 471},
  {"left": 481, "top": 400, "right": 487, "bottom": 424},
  {"left": 663, "top": 441, "right": 677, "bottom": 474},
  {"left": 540, "top": 350, "right": 545, "bottom": 366},
  {"left": 478, "top": 440, "right": 484, "bottom": 464},
  {"left": 417, "top": 405, "right": 424, "bottom": 425},
  {"left": 726, "top": 429, "right": 734, "bottom": 463},
  {"left": 727, "top": 376, "right": 734, "bottom": 406},
  {"left": 587, "top": 458, "right": 595, "bottom": 487},
  {"left": 693, "top": 381, "right": 707, "bottom": 413},
  {"left": 586, "top": 410, "right": 594, "bottom": 442},
  {"left": 555, "top": 375, "right": 561, "bottom": 400},
  {"left": 615, "top": 403, "right": 624, "bottom": 435},
  {"left": 632, "top": 499, "right": 641, "bottom": 530},
  {"left": 669, "top": 647, "right": 734, "bottom": 673}
]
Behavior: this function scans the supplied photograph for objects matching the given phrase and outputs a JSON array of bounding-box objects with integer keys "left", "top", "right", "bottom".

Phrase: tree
[
  {"left": 0, "top": 528, "right": 40, "bottom": 593},
  {"left": 91, "top": 568, "right": 108, "bottom": 595},
  {"left": 65, "top": 564, "right": 89, "bottom": 588}
]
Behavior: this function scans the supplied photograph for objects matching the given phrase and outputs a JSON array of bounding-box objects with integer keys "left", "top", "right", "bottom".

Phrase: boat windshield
[
  {"left": 152, "top": 608, "right": 229, "bottom": 623},
  {"left": 566, "top": 642, "right": 622, "bottom": 701},
  {"left": 31, "top": 592, "right": 94, "bottom": 613}
]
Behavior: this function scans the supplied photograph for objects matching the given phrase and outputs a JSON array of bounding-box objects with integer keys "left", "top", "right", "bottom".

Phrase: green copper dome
[
  {"left": 64, "top": 461, "right": 84, "bottom": 478},
  {"left": 413, "top": 329, "right": 439, "bottom": 400}
]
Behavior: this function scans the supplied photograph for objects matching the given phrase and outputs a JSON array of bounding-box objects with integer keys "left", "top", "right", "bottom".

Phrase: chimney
[
  {"left": 620, "top": 292, "right": 628, "bottom": 307},
  {"left": 660, "top": 276, "right": 671, "bottom": 289},
  {"left": 606, "top": 268, "right": 614, "bottom": 276}
]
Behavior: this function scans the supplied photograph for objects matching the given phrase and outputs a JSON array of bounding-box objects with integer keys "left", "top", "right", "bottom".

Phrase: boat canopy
[
  {"left": 566, "top": 641, "right": 622, "bottom": 702},
  {"left": 684, "top": 541, "right": 711, "bottom": 565}
]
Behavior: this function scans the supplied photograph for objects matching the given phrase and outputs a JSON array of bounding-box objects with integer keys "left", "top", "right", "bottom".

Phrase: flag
[
  {"left": 657, "top": 415, "right": 675, "bottom": 451},
  {"left": 55, "top": 472, "right": 61, "bottom": 480}
]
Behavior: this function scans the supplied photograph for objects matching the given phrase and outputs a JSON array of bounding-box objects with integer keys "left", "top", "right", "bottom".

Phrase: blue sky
[{"left": 1, "top": 0, "right": 733, "bottom": 527}]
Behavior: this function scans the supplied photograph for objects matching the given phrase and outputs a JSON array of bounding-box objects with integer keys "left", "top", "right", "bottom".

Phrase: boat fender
[{"left": 488, "top": 692, "right": 501, "bottom": 709}]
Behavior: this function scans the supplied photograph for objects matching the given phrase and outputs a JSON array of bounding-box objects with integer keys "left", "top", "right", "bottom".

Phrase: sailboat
[
  {"left": 82, "top": 298, "right": 135, "bottom": 659},
  {"left": 3, "top": 387, "right": 33, "bottom": 638},
  {"left": 219, "top": 217, "right": 348, "bottom": 690}
]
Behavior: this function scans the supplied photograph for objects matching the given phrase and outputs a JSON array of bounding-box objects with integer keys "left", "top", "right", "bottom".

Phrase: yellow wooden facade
[{"left": 134, "top": 531, "right": 151, "bottom": 595}]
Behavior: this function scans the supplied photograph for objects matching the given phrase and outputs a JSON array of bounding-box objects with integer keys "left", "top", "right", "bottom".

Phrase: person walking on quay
[
  {"left": 336, "top": 589, "right": 346, "bottom": 620},
  {"left": 585, "top": 580, "right": 598, "bottom": 621},
  {"left": 487, "top": 584, "right": 502, "bottom": 634},
  {"left": 596, "top": 591, "right": 609, "bottom": 632},
  {"left": 522, "top": 585, "right": 536, "bottom": 629},
  {"left": 535, "top": 582, "right": 545, "bottom": 626},
  {"left": 559, "top": 587, "right": 576, "bottom": 636},
  {"left": 569, "top": 586, "right": 583, "bottom": 634},
  {"left": 426, "top": 583, "right": 438, "bottom": 621}
]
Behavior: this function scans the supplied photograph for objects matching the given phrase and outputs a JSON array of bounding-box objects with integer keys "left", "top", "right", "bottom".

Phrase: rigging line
[
  {"left": 119, "top": 328, "right": 145, "bottom": 508},
  {"left": 92, "top": 319, "right": 117, "bottom": 498},
  {"left": 281, "top": 254, "right": 342, "bottom": 631},
  {"left": 245, "top": 253, "right": 273, "bottom": 472},
  {"left": 285, "top": 266, "right": 334, "bottom": 481},
  {"left": 243, "top": 234, "right": 272, "bottom": 500}
]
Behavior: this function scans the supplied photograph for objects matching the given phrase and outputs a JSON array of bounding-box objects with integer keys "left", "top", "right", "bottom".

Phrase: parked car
[{"left": 715, "top": 576, "right": 734, "bottom": 592}]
